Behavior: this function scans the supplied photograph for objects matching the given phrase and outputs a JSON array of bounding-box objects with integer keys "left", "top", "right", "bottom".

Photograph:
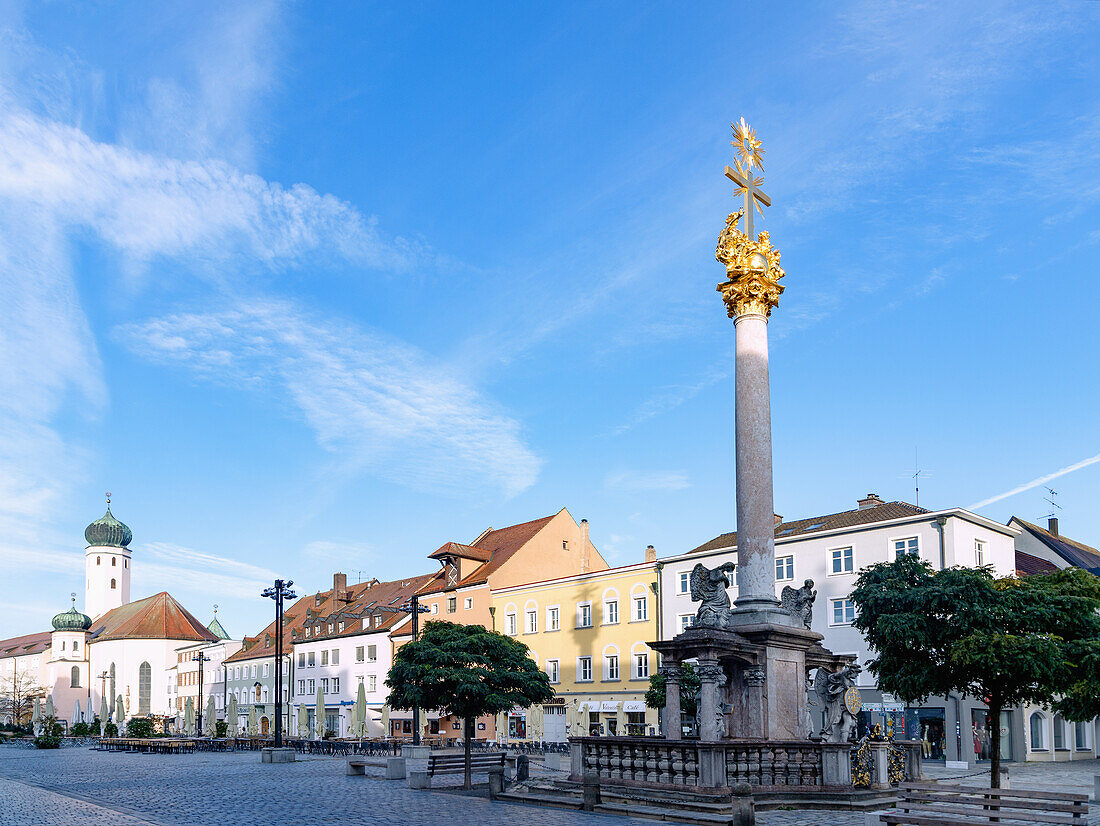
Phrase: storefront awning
[
  {"left": 599, "top": 701, "right": 619, "bottom": 712},
  {"left": 622, "top": 701, "right": 646, "bottom": 712}
]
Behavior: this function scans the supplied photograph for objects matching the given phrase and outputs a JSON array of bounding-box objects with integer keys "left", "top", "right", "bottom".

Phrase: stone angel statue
[
  {"left": 780, "top": 579, "right": 816, "bottom": 628},
  {"left": 689, "top": 562, "right": 737, "bottom": 629},
  {"left": 813, "top": 663, "right": 862, "bottom": 743}
]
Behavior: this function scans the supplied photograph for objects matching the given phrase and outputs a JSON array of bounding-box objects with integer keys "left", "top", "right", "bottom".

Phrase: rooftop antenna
[
  {"left": 1042, "top": 486, "right": 1061, "bottom": 521},
  {"left": 899, "top": 449, "right": 932, "bottom": 507}
]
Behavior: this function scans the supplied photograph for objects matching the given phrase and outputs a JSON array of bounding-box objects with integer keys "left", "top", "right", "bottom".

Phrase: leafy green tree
[
  {"left": 645, "top": 662, "right": 701, "bottom": 736},
  {"left": 386, "top": 621, "right": 553, "bottom": 789},
  {"left": 215, "top": 720, "right": 228, "bottom": 738},
  {"left": 126, "top": 718, "right": 154, "bottom": 738},
  {"left": 103, "top": 722, "right": 118, "bottom": 738},
  {"left": 851, "top": 556, "right": 1100, "bottom": 787},
  {"left": 70, "top": 722, "right": 90, "bottom": 737}
]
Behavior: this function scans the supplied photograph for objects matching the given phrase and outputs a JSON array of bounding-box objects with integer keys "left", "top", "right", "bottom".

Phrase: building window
[
  {"left": 60, "top": 641, "right": 65, "bottom": 651},
  {"left": 776, "top": 556, "right": 794, "bottom": 582},
  {"left": 110, "top": 578, "right": 116, "bottom": 589},
  {"left": 321, "top": 678, "right": 329, "bottom": 693},
  {"left": 464, "top": 597, "right": 473, "bottom": 610},
  {"left": 251, "top": 664, "right": 257, "bottom": 678},
  {"left": 307, "top": 679, "right": 315, "bottom": 694},
  {"left": 505, "top": 612, "right": 517, "bottom": 636},
  {"left": 830, "top": 547, "right": 854, "bottom": 574},
  {"left": 679, "top": 571, "right": 689, "bottom": 594},
  {"left": 298, "top": 680, "right": 305, "bottom": 695},
  {"left": 830, "top": 598, "right": 856, "bottom": 625},
  {"left": 321, "top": 650, "right": 328, "bottom": 666},
  {"left": 430, "top": 603, "right": 438, "bottom": 614},
  {"left": 577, "top": 657, "right": 593, "bottom": 682},
  {"left": 1075, "top": 721, "right": 1088, "bottom": 750},
  {"left": 367, "top": 645, "right": 376, "bottom": 662},
  {"left": 604, "top": 599, "right": 619, "bottom": 624},
  {"left": 563, "top": 540, "right": 569, "bottom": 550},
  {"left": 71, "top": 666, "right": 80, "bottom": 688},
  {"left": 111, "top": 557, "right": 116, "bottom": 567},
  {"left": 307, "top": 652, "right": 315, "bottom": 667},
  {"left": 447, "top": 597, "right": 457, "bottom": 613},
  {"left": 72, "top": 640, "right": 78, "bottom": 652},
  {"left": 894, "top": 537, "right": 919, "bottom": 559},
  {"left": 298, "top": 652, "right": 305, "bottom": 667},
  {"left": 547, "top": 606, "right": 560, "bottom": 631},
  {"left": 369, "top": 675, "right": 377, "bottom": 692},
  {"left": 525, "top": 610, "right": 537, "bottom": 634},
  {"left": 577, "top": 603, "right": 593, "bottom": 628},
  {"left": 634, "top": 653, "right": 649, "bottom": 679},
  {"left": 331, "top": 649, "right": 339, "bottom": 665},
  {"left": 138, "top": 662, "right": 151, "bottom": 715},
  {"left": 356, "top": 646, "right": 364, "bottom": 663},
  {"left": 605, "top": 654, "right": 620, "bottom": 681},
  {"left": 1054, "top": 715, "right": 1066, "bottom": 750},
  {"left": 332, "top": 677, "right": 340, "bottom": 694},
  {"left": 546, "top": 659, "right": 560, "bottom": 683},
  {"left": 338, "top": 621, "right": 345, "bottom": 632},
  {"left": 634, "top": 595, "right": 648, "bottom": 622},
  {"left": 679, "top": 614, "right": 693, "bottom": 632},
  {"left": 975, "top": 540, "right": 986, "bottom": 567},
  {"left": 97, "top": 556, "right": 101, "bottom": 565}
]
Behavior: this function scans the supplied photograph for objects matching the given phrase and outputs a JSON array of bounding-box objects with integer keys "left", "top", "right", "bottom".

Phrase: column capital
[
  {"left": 715, "top": 221, "right": 785, "bottom": 318},
  {"left": 744, "top": 665, "right": 766, "bottom": 688}
]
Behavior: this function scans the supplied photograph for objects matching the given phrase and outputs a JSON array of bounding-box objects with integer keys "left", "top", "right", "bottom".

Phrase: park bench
[
  {"left": 881, "top": 782, "right": 1088, "bottom": 826},
  {"left": 409, "top": 752, "right": 505, "bottom": 789}
]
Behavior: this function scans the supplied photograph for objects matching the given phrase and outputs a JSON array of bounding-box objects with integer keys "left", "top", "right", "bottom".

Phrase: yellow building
[{"left": 492, "top": 559, "right": 660, "bottom": 742}]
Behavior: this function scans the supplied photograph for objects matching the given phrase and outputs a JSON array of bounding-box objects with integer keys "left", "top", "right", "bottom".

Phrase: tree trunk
[
  {"left": 988, "top": 696, "right": 1001, "bottom": 789},
  {"left": 464, "top": 716, "right": 473, "bottom": 790}
]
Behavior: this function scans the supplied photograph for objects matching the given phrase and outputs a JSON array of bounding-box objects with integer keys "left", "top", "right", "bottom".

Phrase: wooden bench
[
  {"left": 881, "top": 782, "right": 1088, "bottom": 825},
  {"left": 409, "top": 753, "right": 506, "bottom": 789}
]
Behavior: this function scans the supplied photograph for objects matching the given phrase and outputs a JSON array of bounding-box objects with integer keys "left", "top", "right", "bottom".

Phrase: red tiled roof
[
  {"left": 690, "top": 501, "right": 929, "bottom": 554},
  {"left": 421, "top": 512, "right": 559, "bottom": 592},
  {"left": 429, "top": 542, "right": 492, "bottom": 562},
  {"left": 0, "top": 631, "right": 51, "bottom": 658},
  {"left": 1015, "top": 549, "right": 1061, "bottom": 576},
  {"left": 91, "top": 593, "right": 219, "bottom": 643},
  {"left": 226, "top": 572, "right": 437, "bottom": 663}
]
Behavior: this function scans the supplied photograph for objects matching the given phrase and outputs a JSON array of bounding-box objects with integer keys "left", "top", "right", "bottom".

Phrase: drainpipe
[
  {"left": 653, "top": 562, "right": 664, "bottom": 644},
  {"left": 935, "top": 516, "right": 948, "bottom": 570}
]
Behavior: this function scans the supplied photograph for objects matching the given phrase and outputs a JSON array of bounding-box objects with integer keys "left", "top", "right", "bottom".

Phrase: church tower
[{"left": 84, "top": 496, "right": 133, "bottom": 620}]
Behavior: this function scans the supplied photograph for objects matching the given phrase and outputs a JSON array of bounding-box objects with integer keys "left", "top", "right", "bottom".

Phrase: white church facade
[{"left": 0, "top": 503, "right": 226, "bottom": 728}]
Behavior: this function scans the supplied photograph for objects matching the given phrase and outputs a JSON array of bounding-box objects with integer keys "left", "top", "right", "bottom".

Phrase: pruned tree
[
  {"left": 851, "top": 556, "right": 1100, "bottom": 788},
  {"left": 0, "top": 666, "right": 45, "bottom": 728},
  {"left": 386, "top": 621, "right": 553, "bottom": 789}
]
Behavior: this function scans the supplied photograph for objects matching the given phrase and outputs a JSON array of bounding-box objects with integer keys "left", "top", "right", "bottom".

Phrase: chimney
[
  {"left": 334, "top": 572, "right": 347, "bottom": 600},
  {"left": 1049, "top": 517, "right": 1059, "bottom": 536},
  {"left": 645, "top": 545, "right": 657, "bottom": 563},
  {"left": 580, "top": 518, "right": 590, "bottom": 573},
  {"left": 774, "top": 513, "right": 784, "bottom": 525},
  {"left": 858, "top": 493, "right": 884, "bottom": 510}
]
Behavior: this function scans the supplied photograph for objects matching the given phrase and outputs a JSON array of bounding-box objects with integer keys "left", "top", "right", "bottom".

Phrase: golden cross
[{"left": 725, "top": 162, "right": 771, "bottom": 242}]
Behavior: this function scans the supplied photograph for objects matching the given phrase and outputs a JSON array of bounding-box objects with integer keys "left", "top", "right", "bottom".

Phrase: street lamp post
[
  {"left": 262, "top": 579, "right": 297, "bottom": 749},
  {"left": 398, "top": 595, "right": 431, "bottom": 745},
  {"left": 195, "top": 651, "right": 209, "bottom": 736}
]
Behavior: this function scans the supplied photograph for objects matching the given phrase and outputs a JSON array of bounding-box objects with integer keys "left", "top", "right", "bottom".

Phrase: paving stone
[{"left": 0, "top": 745, "right": 1098, "bottom": 826}]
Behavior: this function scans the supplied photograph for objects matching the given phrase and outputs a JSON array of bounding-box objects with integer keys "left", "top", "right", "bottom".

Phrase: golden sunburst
[{"left": 731, "top": 116, "right": 764, "bottom": 171}]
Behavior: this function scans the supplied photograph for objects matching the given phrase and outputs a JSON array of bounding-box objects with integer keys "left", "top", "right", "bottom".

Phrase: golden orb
[{"left": 748, "top": 251, "right": 769, "bottom": 273}]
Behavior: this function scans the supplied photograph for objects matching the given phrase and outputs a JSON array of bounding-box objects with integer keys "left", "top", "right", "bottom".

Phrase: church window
[
  {"left": 124, "top": 559, "right": 128, "bottom": 568},
  {"left": 111, "top": 557, "right": 116, "bottom": 567},
  {"left": 60, "top": 641, "right": 65, "bottom": 651},
  {"left": 97, "top": 556, "right": 101, "bottom": 565},
  {"left": 73, "top": 640, "right": 78, "bottom": 652},
  {"left": 71, "top": 666, "right": 80, "bottom": 687},
  {"left": 110, "top": 579, "right": 116, "bottom": 589}
]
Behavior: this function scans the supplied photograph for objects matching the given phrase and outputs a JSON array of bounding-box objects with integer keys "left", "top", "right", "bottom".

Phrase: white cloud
[
  {"left": 117, "top": 300, "right": 542, "bottom": 498},
  {"left": 136, "top": 540, "right": 281, "bottom": 602},
  {"left": 605, "top": 470, "right": 691, "bottom": 492},
  {"left": 302, "top": 540, "right": 376, "bottom": 574}
]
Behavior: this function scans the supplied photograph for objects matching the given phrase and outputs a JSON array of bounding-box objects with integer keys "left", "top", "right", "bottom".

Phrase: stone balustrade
[{"left": 569, "top": 737, "right": 856, "bottom": 790}]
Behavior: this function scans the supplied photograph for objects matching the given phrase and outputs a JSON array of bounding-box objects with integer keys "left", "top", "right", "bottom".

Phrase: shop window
[
  {"left": 1075, "top": 720, "right": 1088, "bottom": 751},
  {"left": 973, "top": 709, "right": 1013, "bottom": 761},
  {"left": 1054, "top": 715, "right": 1066, "bottom": 750},
  {"left": 902, "top": 708, "right": 946, "bottom": 761}
]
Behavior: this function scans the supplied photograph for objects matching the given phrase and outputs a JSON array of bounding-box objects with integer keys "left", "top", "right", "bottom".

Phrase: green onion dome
[
  {"left": 84, "top": 508, "right": 132, "bottom": 548},
  {"left": 52, "top": 602, "right": 92, "bottom": 632}
]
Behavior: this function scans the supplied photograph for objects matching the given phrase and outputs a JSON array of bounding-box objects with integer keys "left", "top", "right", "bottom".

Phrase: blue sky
[{"left": 2, "top": 1, "right": 1098, "bottom": 639}]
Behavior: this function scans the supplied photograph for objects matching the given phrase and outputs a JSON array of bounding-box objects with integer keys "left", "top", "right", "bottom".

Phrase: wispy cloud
[
  {"left": 610, "top": 367, "right": 727, "bottom": 435},
  {"left": 138, "top": 541, "right": 281, "bottom": 602},
  {"left": 605, "top": 470, "right": 691, "bottom": 492},
  {"left": 117, "top": 300, "right": 541, "bottom": 498},
  {"left": 302, "top": 540, "right": 376, "bottom": 572},
  {"left": 968, "top": 452, "right": 1100, "bottom": 510}
]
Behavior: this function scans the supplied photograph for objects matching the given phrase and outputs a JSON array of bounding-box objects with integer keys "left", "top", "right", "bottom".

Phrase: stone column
[
  {"left": 697, "top": 660, "right": 724, "bottom": 743},
  {"left": 743, "top": 665, "right": 767, "bottom": 739},
  {"left": 660, "top": 665, "right": 681, "bottom": 740},
  {"left": 733, "top": 310, "right": 779, "bottom": 613}
]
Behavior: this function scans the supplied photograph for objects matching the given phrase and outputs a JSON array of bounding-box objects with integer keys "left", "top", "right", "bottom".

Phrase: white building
[
  {"left": 658, "top": 494, "right": 1020, "bottom": 766},
  {"left": 0, "top": 503, "right": 225, "bottom": 728}
]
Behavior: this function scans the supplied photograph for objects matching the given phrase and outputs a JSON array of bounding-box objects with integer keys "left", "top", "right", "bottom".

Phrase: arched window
[
  {"left": 111, "top": 557, "right": 116, "bottom": 567},
  {"left": 60, "top": 641, "right": 65, "bottom": 651},
  {"left": 73, "top": 640, "right": 78, "bottom": 652},
  {"left": 96, "top": 556, "right": 101, "bottom": 565},
  {"left": 138, "top": 662, "right": 151, "bottom": 714},
  {"left": 109, "top": 662, "right": 116, "bottom": 703},
  {"left": 110, "top": 579, "right": 116, "bottom": 589},
  {"left": 71, "top": 666, "right": 81, "bottom": 688},
  {"left": 1029, "top": 712, "right": 1045, "bottom": 750}
]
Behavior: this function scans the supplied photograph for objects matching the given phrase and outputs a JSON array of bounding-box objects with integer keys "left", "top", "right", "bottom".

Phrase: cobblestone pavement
[{"left": 1, "top": 746, "right": 1098, "bottom": 826}]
